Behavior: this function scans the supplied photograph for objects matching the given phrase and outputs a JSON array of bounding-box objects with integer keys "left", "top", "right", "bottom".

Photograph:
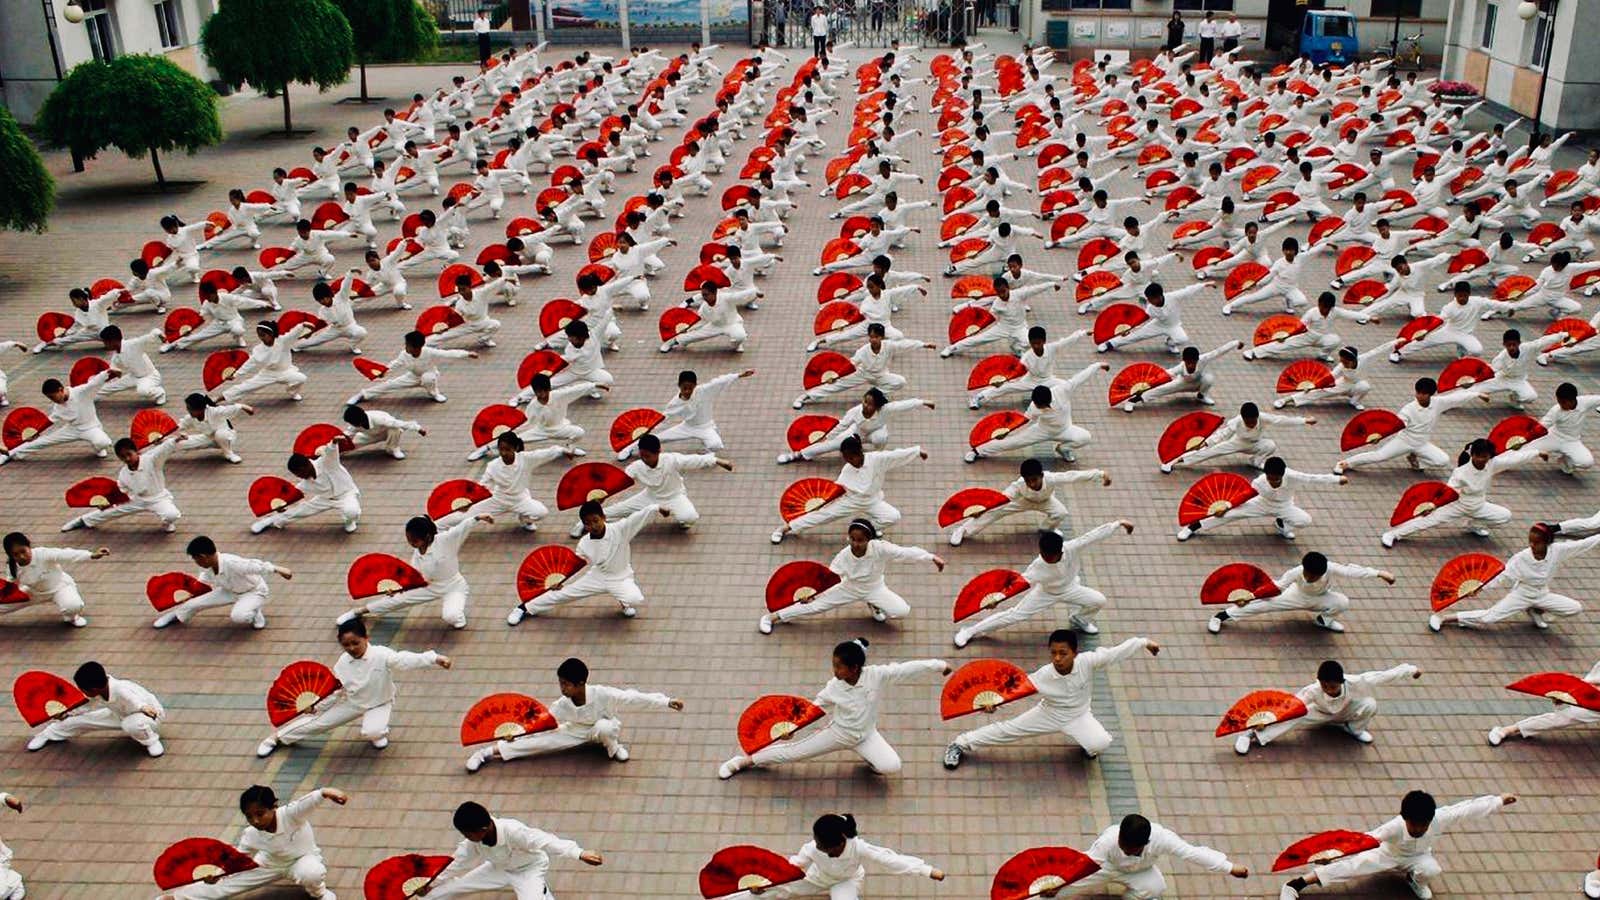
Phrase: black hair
[
  {"left": 840, "top": 435, "right": 864, "bottom": 457},
  {"left": 579, "top": 500, "right": 605, "bottom": 521},
  {"left": 1415, "top": 377, "right": 1438, "bottom": 395},
  {"left": 1038, "top": 530, "right": 1065, "bottom": 556},
  {"left": 1302, "top": 551, "right": 1328, "bottom": 579},
  {"left": 343, "top": 405, "right": 370, "bottom": 429},
  {"left": 338, "top": 616, "right": 368, "bottom": 638},
  {"left": 99, "top": 325, "right": 122, "bottom": 342},
  {"left": 405, "top": 515, "right": 438, "bottom": 543},
  {"left": 638, "top": 434, "right": 662, "bottom": 453},
  {"left": 557, "top": 657, "right": 589, "bottom": 683},
  {"left": 1048, "top": 628, "right": 1078, "bottom": 649},
  {"left": 1400, "top": 790, "right": 1437, "bottom": 825},
  {"left": 186, "top": 535, "right": 217, "bottom": 557},
  {"left": 1020, "top": 458, "right": 1044, "bottom": 479},
  {"left": 812, "top": 813, "right": 858, "bottom": 848},
  {"left": 41, "top": 378, "right": 64, "bottom": 395},
  {"left": 1317, "top": 659, "right": 1345, "bottom": 683},
  {"left": 1264, "top": 457, "right": 1287, "bottom": 476},
  {"left": 497, "top": 431, "right": 525, "bottom": 452},
  {"left": 3, "top": 532, "right": 28, "bottom": 579},
  {"left": 1030, "top": 384, "right": 1053, "bottom": 407},
  {"left": 72, "top": 661, "right": 108, "bottom": 693},
  {"left": 1118, "top": 814, "right": 1152, "bottom": 848},
  {"left": 1240, "top": 402, "right": 1259, "bottom": 419},
  {"left": 240, "top": 785, "right": 277, "bottom": 814},
  {"left": 1557, "top": 382, "right": 1578, "bottom": 402},
  {"left": 832, "top": 637, "right": 869, "bottom": 669},
  {"left": 454, "top": 801, "right": 493, "bottom": 832}
]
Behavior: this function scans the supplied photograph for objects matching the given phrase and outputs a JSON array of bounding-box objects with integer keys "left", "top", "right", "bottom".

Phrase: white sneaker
[
  {"left": 1208, "top": 614, "right": 1223, "bottom": 634},
  {"left": 343, "top": 521, "right": 359, "bottom": 533},
  {"left": 69, "top": 615, "right": 87, "bottom": 627},
  {"left": 390, "top": 449, "right": 407, "bottom": 460},
  {"left": 1487, "top": 726, "right": 1505, "bottom": 746},
  {"left": 466, "top": 747, "right": 494, "bottom": 772},
  {"left": 871, "top": 607, "right": 888, "bottom": 622},
  {"left": 250, "top": 519, "right": 272, "bottom": 535},
  {"left": 621, "top": 605, "right": 637, "bottom": 618},
  {"left": 224, "top": 453, "right": 243, "bottom": 464},
  {"left": 252, "top": 612, "right": 267, "bottom": 630},
  {"left": 1530, "top": 610, "right": 1549, "bottom": 629},
  {"left": 1177, "top": 525, "right": 1196, "bottom": 542},
  {"left": 1280, "top": 885, "right": 1301, "bottom": 900},
  {"left": 758, "top": 614, "right": 773, "bottom": 634},
  {"left": 1234, "top": 732, "right": 1253, "bottom": 755},
  {"left": 26, "top": 734, "right": 54, "bottom": 751},
  {"left": 147, "top": 740, "right": 166, "bottom": 757},
  {"left": 256, "top": 736, "right": 278, "bottom": 757},
  {"left": 1427, "top": 614, "right": 1443, "bottom": 632},
  {"left": 610, "top": 746, "right": 630, "bottom": 762},
  {"left": 507, "top": 606, "right": 527, "bottom": 626},
  {"left": 1313, "top": 615, "right": 1345, "bottom": 632},
  {"left": 1159, "top": 463, "right": 1173, "bottom": 474},
  {"left": 370, "top": 737, "right": 389, "bottom": 749},
  {"left": 1073, "top": 619, "right": 1099, "bottom": 635},
  {"left": 1407, "top": 876, "right": 1433, "bottom": 899},
  {"left": 153, "top": 611, "right": 179, "bottom": 629},
  {"left": 1381, "top": 532, "right": 1396, "bottom": 548},
  {"left": 1344, "top": 725, "right": 1374, "bottom": 743},
  {"left": 717, "top": 755, "right": 748, "bottom": 779},
  {"left": 942, "top": 743, "right": 963, "bottom": 770},
  {"left": 770, "top": 529, "right": 786, "bottom": 544},
  {"left": 948, "top": 526, "right": 965, "bottom": 547}
]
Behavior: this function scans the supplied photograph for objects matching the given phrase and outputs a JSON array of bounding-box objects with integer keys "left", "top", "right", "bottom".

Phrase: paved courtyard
[{"left": 1, "top": 31, "right": 1598, "bottom": 899}]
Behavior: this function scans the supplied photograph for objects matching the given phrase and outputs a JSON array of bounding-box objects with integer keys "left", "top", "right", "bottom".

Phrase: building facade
[
  {"left": 0, "top": 0, "right": 218, "bottom": 123},
  {"left": 1023, "top": 0, "right": 1451, "bottom": 64},
  {"left": 1441, "top": 0, "right": 1600, "bottom": 131}
]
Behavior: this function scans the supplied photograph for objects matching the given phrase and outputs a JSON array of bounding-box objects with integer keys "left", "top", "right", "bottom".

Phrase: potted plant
[{"left": 1429, "top": 80, "right": 1481, "bottom": 104}]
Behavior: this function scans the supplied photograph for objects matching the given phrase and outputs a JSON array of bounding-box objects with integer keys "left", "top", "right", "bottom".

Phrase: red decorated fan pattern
[
  {"left": 266, "top": 660, "right": 340, "bottom": 727},
  {"left": 1216, "top": 689, "right": 1308, "bottom": 736},
  {"left": 459, "top": 693, "right": 557, "bottom": 745},
  {"left": 556, "top": 462, "right": 635, "bottom": 510},
  {"left": 1178, "top": 472, "right": 1256, "bottom": 526},
  {"left": 941, "top": 659, "right": 1037, "bottom": 719},
  {"left": 737, "top": 694, "right": 825, "bottom": 753},
  {"left": 515, "top": 545, "right": 586, "bottom": 602},
  {"left": 764, "top": 560, "right": 842, "bottom": 612}
]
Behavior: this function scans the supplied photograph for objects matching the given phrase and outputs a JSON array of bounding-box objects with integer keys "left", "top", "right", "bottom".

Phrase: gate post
[
  {"left": 702, "top": 0, "right": 712, "bottom": 44},
  {"left": 619, "top": 0, "right": 631, "bottom": 51}
]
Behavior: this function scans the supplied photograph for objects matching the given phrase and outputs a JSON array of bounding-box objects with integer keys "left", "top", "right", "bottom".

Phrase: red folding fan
[
  {"left": 1242, "top": 164, "right": 1282, "bottom": 194},
  {"left": 350, "top": 357, "right": 388, "bottom": 383},
  {"left": 460, "top": 692, "right": 557, "bottom": 745},
  {"left": 684, "top": 263, "right": 731, "bottom": 292},
  {"left": 516, "top": 349, "right": 567, "bottom": 387},
  {"left": 786, "top": 415, "right": 840, "bottom": 453},
  {"left": 163, "top": 307, "right": 204, "bottom": 343},
  {"left": 803, "top": 352, "right": 857, "bottom": 390},
  {"left": 1430, "top": 552, "right": 1504, "bottom": 611},
  {"left": 1224, "top": 261, "right": 1271, "bottom": 300},
  {"left": 969, "top": 410, "right": 1029, "bottom": 449},
  {"left": 813, "top": 301, "right": 864, "bottom": 337},
  {"left": 1253, "top": 314, "right": 1307, "bottom": 347},
  {"left": 699, "top": 845, "right": 807, "bottom": 899},
  {"left": 1389, "top": 482, "right": 1459, "bottom": 527},
  {"left": 1488, "top": 414, "right": 1547, "bottom": 453},
  {"left": 1049, "top": 213, "right": 1088, "bottom": 242},
  {"left": 941, "top": 659, "right": 1037, "bottom": 719},
  {"left": 948, "top": 305, "right": 997, "bottom": 345},
  {"left": 130, "top": 409, "right": 178, "bottom": 449},
  {"left": 202, "top": 349, "right": 250, "bottom": 392},
  {"left": 990, "top": 846, "right": 1100, "bottom": 900},
  {"left": 1164, "top": 186, "right": 1201, "bottom": 212},
  {"left": 942, "top": 212, "right": 980, "bottom": 242},
  {"left": 1108, "top": 362, "right": 1171, "bottom": 407},
  {"left": 1341, "top": 278, "right": 1388, "bottom": 307},
  {"left": 266, "top": 660, "right": 340, "bottom": 727},
  {"left": 1494, "top": 275, "right": 1537, "bottom": 301},
  {"left": 1527, "top": 222, "right": 1564, "bottom": 248},
  {"left": 1548, "top": 317, "right": 1597, "bottom": 347},
  {"left": 1335, "top": 246, "right": 1376, "bottom": 277},
  {"left": 0, "top": 580, "right": 27, "bottom": 605},
  {"left": 1276, "top": 360, "right": 1335, "bottom": 394},
  {"left": 764, "top": 560, "right": 842, "bottom": 613},
  {"left": 1092, "top": 303, "right": 1149, "bottom": 345},
  {"left": 515, "top": 545, "right": 586, "bottom": 602},
  {"left": 248, "top": 476, "right": 305, "bottom": 517},
  {"left": 278, "top": 310, "right": 327, "bottom": 336},
  {"left": 1216, "top": 689, "right": 1308, "bottom": 736},
  {"left": 140, "top": 240, "right": 171, "bottom": 268},
  {"left": 737, "top": 694, "right": 825, "bottom": 754},
  {"left": 69, "top": 356, "right": 109, "bottom": 388},
  {"left": 1200, "top": 563, "right": 1281, "bottom": 606},
  {"left": 145, "top": 572, "right": 210, "bottom": 611},
  {"left": 1158, "top": 412, "right": 1224, "bottom": 464},
  {"left": 555, "top": 462, "right": 634, "bottom": 511},
  {"left": 436, "top": 264, "right": 484, "bottom": 300},
  {"left": 64, "top": 476, "right": 129, "bottom": 510},
  {"left": 425, "top": 479, "right": 490, "bottom": 521},
  {"left": 1076, "top": 238, "right": 1121, "bottom": 270},
  {"left": 1339, "top": 409, "right": 1404, "bottom": 451},
  {"left": 415, "top": 305, "right": 464, "bottom": 337},
  {"left": 966, "top": 355, "right": 1026, "bottom": 393},
  {"left": 952, "top": 569, "right": 1030, "bottom": 622},
  {"left": 470, "top": 405, "right": 526, "bottom": 449},
  {"left": 153, "top": 837, "right": 259, "bottom": 889},
  {"left": 1075, "top": 270, "right": 1123, "bottom": 303},
  {"left": 609, "top": 408, "right": 666, "bottom": 453},
  {"left": 817, "top": 272, "right": 862, "bottom": 304},
  {"left": 346, "top": 553, "right": 427, "bottom": 600},
  {"left": 1506, "top": 672, "right": 1600, "bottom": 712},
  {"left": 938, "top": 488, "right": 1009, "bottom": 529},
  {"left": 1, "top": 407, "right": 48, "bottom": 451},
  {"left": 951, "top": 275, "right": 998, "bottom": 302},
  {"left": 293, "top": 423, "right": 353, "bottom": 458},
  {"left": 259, "top": 246, "right": 295, "bottom": 269},
  {"left": 1273, "top": 831, "right": 1380, "bottom": 872},
  {"left": 1448, "top": 247, "right": 1489, "bottom": 274},
  {"left": 660, "top": 307, "right": 701, "bottom": 342},
  {"left": 12, "top": 670, "right": 87, "bottom": 727},
  {"left": 363, "top": 853, "right": 454, "bottom": 900},
  {"left": 1178, "top": 472, "right": 1256, "bottom": 526},
  {"left": 779, "top": 478, "right": 845, "bottom": 522}
]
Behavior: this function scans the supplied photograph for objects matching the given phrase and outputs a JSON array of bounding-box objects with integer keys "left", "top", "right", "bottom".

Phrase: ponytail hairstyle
[
  {"left": 812, "top": 813, "right": 859, "bottom": 849},
  {"left": 832, "top": 637, "right": 869, "bottom": 670},
  {"left": 3, "top": 532, "right": 29, "bottom": 579}
]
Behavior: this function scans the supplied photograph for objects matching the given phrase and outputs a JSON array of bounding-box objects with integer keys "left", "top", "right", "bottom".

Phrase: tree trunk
[
  {"left": 360, "top": 62, "right": 369, "bottom": 103},
  {"left": 150, "top": 146, "right": 166, "bottom": 188},
  {"left": 281, "top": 86, "right": 293, "bottom": 134}
]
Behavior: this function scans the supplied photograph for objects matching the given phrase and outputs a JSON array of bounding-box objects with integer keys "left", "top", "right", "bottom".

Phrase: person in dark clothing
[{"left": 1166, "top": 11, "right": 1185, "bottom": 51}]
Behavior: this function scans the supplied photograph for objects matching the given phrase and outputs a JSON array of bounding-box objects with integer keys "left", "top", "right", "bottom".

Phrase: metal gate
[{"left": 759, "top": 0, "right": 968, "bottom": 50}]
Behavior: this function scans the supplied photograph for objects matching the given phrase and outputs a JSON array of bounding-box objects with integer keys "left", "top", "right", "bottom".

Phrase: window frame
[
  {"left": 81, "top": 0, "right": 117, "bottom": 61},
  {"left": 154, "top": 0, "right": 183, "bottom": 49},
  {"left": 1529, "top": 0, "right": 1554, "bottom": 67},
  {"left": 1174, "top": 0, "right": 1236, "bottom": 10},
  {"left": 1480, "top": 2, "right": 1496, "bottom": 48}
]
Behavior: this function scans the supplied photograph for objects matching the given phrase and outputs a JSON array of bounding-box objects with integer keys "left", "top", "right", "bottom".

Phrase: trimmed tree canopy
[
  {"left": 0, "top": 104, "right": 53, "bottom": 233},
  {"left": 35, "top": 55, "right": 221, "bottom": 186},
  {"left": 202, "top": 0, "right": 354, "bottom": 131},
  {"left": 340, "top": 0, "right": 437, "bottom": 63}
]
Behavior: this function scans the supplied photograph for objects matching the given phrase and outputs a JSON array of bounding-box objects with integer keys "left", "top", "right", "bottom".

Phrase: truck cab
[{"left": 1299, "top": 9, "right": 1359, "bottom": 65}]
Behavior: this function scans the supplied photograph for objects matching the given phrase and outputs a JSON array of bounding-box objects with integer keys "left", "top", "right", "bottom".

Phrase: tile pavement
[{"left": 0, "top": 32, "right": 1597, "bottom": 898}]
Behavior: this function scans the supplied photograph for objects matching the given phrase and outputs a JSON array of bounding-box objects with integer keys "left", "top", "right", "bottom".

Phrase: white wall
[{"left": 1443, "top": 0, "right": 1599, "bottom": 130}]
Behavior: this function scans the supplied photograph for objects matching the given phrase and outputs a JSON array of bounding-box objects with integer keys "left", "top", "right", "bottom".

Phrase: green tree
[
  {"left": 35, "top": 55, "right": 221, "bottom": 189},
  {"left": 202, "top": 0, "right": 355, "bottom": 134},
  {"left": 0, "top": 105, "right": 53, "bottom": 232},
  {"left": 337, "top": 0, "right": 438, "bottom": 101}
]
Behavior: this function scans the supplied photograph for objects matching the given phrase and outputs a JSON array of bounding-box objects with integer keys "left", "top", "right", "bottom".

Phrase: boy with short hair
[
  {"left": 25, "top": 661, "right": 165, "bottom": 757},
  {"left": 62, "top": 435, "right": 183, "bottom": 533},
  {"left": 1233, "top": 659, "right": 1420, "bottom": 755},
  {"left": 155, "top": 535, "right": 291, "bottom": 630},
  {"left": 423, "top": 802, "right": 602, "bottom": 898},
  {"left": 0, "top": 370, "right": 116, "bottom": 465}
]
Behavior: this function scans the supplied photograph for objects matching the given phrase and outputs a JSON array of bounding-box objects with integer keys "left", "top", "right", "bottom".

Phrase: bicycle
[{"left": 1373, "top": 30, "right": 1425, "bottom": 70}]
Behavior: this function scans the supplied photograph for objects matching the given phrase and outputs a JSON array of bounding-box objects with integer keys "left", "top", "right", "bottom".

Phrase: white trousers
[
  {"left": 8, "top": 423, "right": 113, "bottom": 459},
  {"left": 1385, "top": 500, "right": 1510, "bottom": 540},
  {"left": 364, "top": 575, "right": 470, "bottom": 628},
  {"left": 604, "top": 490, "right": 696, "bottom": 527},
  {"left": 1177, "top": 435, "right": 1276, "bottom": 468},
  {"left": 173, "top": 855, "right": 329, "bottom": 899},
  {"left": 1454, "top": 589, "right": 1582, "bottom": 626},
  {"left": 79, "top": 495, "right": 182, "bottom": 529},
  {"left": 787, "top": 493, "right": 900, "bottom": 535},
  {"left": 166, "top": 319, "right": 248, "bottom": 352},
  {"left": 1394, "top": 327, "right": 1481, "bottom": 360},
  {"left": 1195, "top": 498, "right": 1311, "bottom": 534},
  {"left": 38, "top": 706, "right": 161, "bottom": 748},
  {"left": 1073, "top": 865, "right": 1167, "bottom": 899},
  {"left": 1255, "top": 696, "right": 1377, "bottom": 744},
  {"left": 1228, "top": 585, "right": 1349, "bottom": 621},
  {"left": 169, "top": 585, "right": 266, "bottom": 626},
  {"left": 775, "top": 581, "right": 910, "bottom": 623},
  {"left": 1250, "top": 331, "right": 1339, "bottom": 360},
  {"left": 976, "top": 422, "right": 1091, "bottom": 457},
  {"left": 274, "top": 697, "right": 392, "bottom": 745},
  {"left": 498, "top": 719, "right": 621, "bottom": 760},
  {"left": 1524, "top": 433, "right": 1595, "bottom": 471},
  {"left": 652, "top": 420, "right": 724, "bottom": 452},
  {"left": 441, "top": 492, "right": 548, "bottom": 527},
  {"left": 428, "top": 862, "right": 553, "bottom": 900},
  {"left": 220, "top": 367, "right": 307, "bottom": 402},
  {"left": 1512, "top": 704, "right": 1600, "bottom": 736},
  {"left": 749, "top": 725, "right": 902, "bottom": 774},
  {"left": 1315, "top": 847, "right": 1440, "bottom": 889},
  {"left": 1344, "top": 436, "right": 1451, "bottom": 469},
  {"left": 961, "top": 496, "right": 1067, "bottom": 537},
  {"left": 177, "top": 427, "right": 237, "bottom": 457},
  {"left": 0, "top": 584, "right": 84, "bottom": 622},
  {"left": 954, "top": 704, "right": 1115, "bottom": 756},
  {"left": 359, "top": 369, "right": 441, "bottom": 401},
  {"left": 522, "top": 570, "right": 643, "bottom": 614},
  {"left": 254, "top": 492, "right": 362, "bottom": 531},
  {"left": 957, "top": 584, "right": 1104, "bottom": 642},
  {"left": 102, "top": 371, "right": 166, "bottom": 402}
]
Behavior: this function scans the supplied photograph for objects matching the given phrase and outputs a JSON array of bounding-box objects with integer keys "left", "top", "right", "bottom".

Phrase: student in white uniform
[
  {"left": 740, "top": 814, "right": 945, "bottom": 898},
  {"left": 1208, "top": 552, "right": 1394, "bottom": 635},
  {"left": 466, "top": 657, "right": 683, "bottom": 771},
  {"left": 177, "top": 393, "right": 252, "bottom": 463},
  {"left": 296, "top": 278, "right": 368, "bottom": 354},
  {"left": 443, "top": 433, "right": 572, "bottom": 532},
  {"left": 760, "top": 519, "right": 943, "bottom": 633},
  {"left": 771, "top": 441, "right": 926, "bottom": 544},
  {"left": 660, "top": 281, "right": 747, "bottom": 354},
  {"left": 955, "top": 522, "right": 1133, "bottom": 647},
  {"left": 256, "top": 617, "right": 449, "bottom": 757},
  {"left": 2, "top": 532, "right": 105, "bottom": 627},
  {"left": 98, "top": 325, "right": 166, "bottom": 405},
  {"left": 1162, "top": 402, "right": 1314, "bottom": 473},
  {"left": 154, "top": 535, "right": 290, "bottom": 630},
  {"left": 949, "top": 459, "right": 1109, "bottom": 546},
  {"left": 1279, "top": 791, "right": 1514, "bottom": 900},
  {"left": 349, "top": 331, "right": 478, "bottom": 404},
  {"left": 778, "top": 389, "right": 933, "bottom": 464},
  {"left": 339, "top": 514, "right": 490, "bottom": 630},
  {"left": 586, "top": 435, "right": 731, "bottom": 536},
  {"left": 1510, "top": 382, "right": 1600, "bottom": 474},
  {"left": 0, "top": 789, "right": 23, "bottom": 900},
  {"left": 1430, "top": 522, "right": 1600, "bottom": 632},
  {"left": 971, "top": 325, "right": 1088, "bottom": 409},
  {"left": 1336, "top": 378, "right": 1488, "bottom": 473},
  {"left": 422, "top": 802, "right": 602, "bottom": 899},
  {"left": 62, "top": 436, "right": 183, "bottom": 533},
  {"left": 1178, "top": 457, "right": 1347, "bottom": 542},
  {"left": 944, "top": 630, "right": 1160, "bottom": 769},
  {"left": 160, "top": 785, "right": 348, "bottom": 900},
  {"left": 719, "top": 639, "right": 948, "bottom": 779},
  {"left": 1487, "top": 659, "right": 1600, "bottom": 746},
  {"left": 622, "top": 368, "right": 755, "bottom": 458},
  {"left": 250, "top": 444, "right": 363, "bottom": 534},
  {"left": 964, "top": 375, "right": 1100, "bottom": 463},
  {"left": 342, "top": 404, "right": 425, "bottom": 460},
  {"left": 0, "top": 371, "right": 116, "bottom": 464},
  {"left": 1067, "top": 814, "right": 1248, "bottom": 899},
  {"left": 1234, "top": 659, "right": 1421, "bottom": 755},
  {"left": 1381, "top": 439, "right": 1526, "bottom": 547},
  {"left": 218, "top": 321, "right": 314, "bottom": 404},
  {"left": 510, "top": 501, "right": 660, "bottom": 624},
  {"left": 24, "top": 660, "right": 164, "bottom": 756}
]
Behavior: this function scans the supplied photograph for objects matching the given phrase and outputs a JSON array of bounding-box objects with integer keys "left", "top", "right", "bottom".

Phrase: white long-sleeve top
[
  {"left": 300, "top": 443, "right": 357, "bottom": 500},
  {"left": 813, "top": 659, "right": 946, "bottom": 742},
  {"left": 1482, "top": 533, "right": 1600, "bottom": 598},
  {"left": 1445, "top": 454, "right": 1523, "bottom": 512},
  {"left": 780, "top": 837, "right": 933, "bottom": 891},
  {"left": 349, "top": 409, "right": 421, "bottom": 441},
  {"left": 1434, "top": 296, "right": 1504, "bottom": 335},
  {"left": 1027, "top": 637, "right": 1150, "bottom": 720},
  {"left": 49, "top": 370, "right": 110, "bottom": 430},
  {"left": 576, "top": 506, "right": 654, "bottom": 580},
  {"left": 1087, "top": 820, "right": 1233, "bottom": 875},
  {"left": 524, "top": 383, "right": 589, "bottom": 431},
  {"left": 236, "top": 324, "right": 312, "bottom": 381},
  {"left": 1394, "top": 391, "right": 1482, "bottom": 447},
  {"left": 1210, "top": 411, "right": 1309, "bottom": 447},
  {"left": 414, "top": 517, "right": 481, "bottom": 586},
  {"left": 86, "top": 674, "right": 163, "bottom": 721},
  {"left": 1293, "top": 663, "right": 1418, "bottom": 716},
  {"left": 334, "top": 644, "right": 439, "bottom": 709},
  {"left": 8, "top": 546, "right": 92, "bottom": 600},
  {"left": 828, "top": 539, "right": 934, "bottom": 593},
  {"left": 1273, "top": 560, "right": 1382, "bottom": 596},
  {"left": 1540, "top": 394, "right": 1600, "bottom": 442},
  {"left": 835, "top": 445, "right": 920, "bottom": 499},
  {"left": 1363, "top": 795, "right": 1505, "bottom": 863},
  {"left": 237, "top": 791, "right": 327, "bottom": 868},
  {"left": 387, "top": 345, "right": 470, "bottom": 377},
  {"left": 848, "top": 338, "right": 920, "bottom": 378},
  {"left": 1022, "top": 521, "right": 1122, "bottom": 594},
  {"left": 664, "top": 373, "right": 737, "bottom": 428},
  {"left": 479, "top": 446, "right": 565, "bottom": 501},
  {"left": 550, "top": 684, "right": 671, "bottom": 730},
  {"left": 440, "top": 818, "right": 583, "bottom": 878},
  {"left": 179, "top": 403, "right": 244, "bottom": 438},
  {"left": 111, "top": 329, "right": 162, "bottom": 380},
  {"left": 1002, "top": 468, "right": 1104, "bottom": 506},
  {"left": 1251, "top": 468, "right": 1341, "bottom": 515},
  {"left": 117, "top": 440, "right": 178, "bottom": 501},
  {"left": 200, "top": 552, "right": 277, "bottom": 596},
  {"left": 625, "top": 452, "right": 717, "bottom": 502},
  {"left": 561, "top": 334, "right": 609, "bottom": 381},
  {"left": 1492, "top": 334, "right": 1564, "bottom": 383},
  {"left": 1018, "top": 333, "right": 1085, "bottom": 381}
]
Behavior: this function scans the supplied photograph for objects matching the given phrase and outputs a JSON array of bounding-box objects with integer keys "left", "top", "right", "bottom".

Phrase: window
[
  {"left": 1530, "top": 0, "right": 1553, "bottom": 66},
  {"left": 81, "top": 0, "right": 116, "bottom": 60},
  {"left": 1174, "top": 0, "right": 1236, "bottom": 10},
  {"left": 1069, "top": 0, "right": 1131, "bottom": 9},
  {"left": 1322, "top": 15, "right": 1354, "bottom": 36},
  {"left": 1370, "top": 0, "right": 1423, "bottom": 17},
  {"left": 1480, "top": 3, "right": 1497, "bottom": 48},
  {"left": 154, "top": 0, "right": 183, "bottom": 47}
]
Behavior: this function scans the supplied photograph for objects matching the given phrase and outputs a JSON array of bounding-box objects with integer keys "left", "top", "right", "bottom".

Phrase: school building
[{"left": 1439, "top": 0, "right": 1600, "bottom": 132}]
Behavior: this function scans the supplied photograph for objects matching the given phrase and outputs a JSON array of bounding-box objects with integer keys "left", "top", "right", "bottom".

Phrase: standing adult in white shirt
[
  {"left": 810, "top": 4, "right": 830, "bottom": 57},
  {"left": 473, "top": 9, "right": 492, "bottom": 70}
]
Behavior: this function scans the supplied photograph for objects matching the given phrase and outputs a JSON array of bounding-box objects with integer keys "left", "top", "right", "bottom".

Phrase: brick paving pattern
[{"left": 0, "top": 32, "right": 1597, "bottom": 899}]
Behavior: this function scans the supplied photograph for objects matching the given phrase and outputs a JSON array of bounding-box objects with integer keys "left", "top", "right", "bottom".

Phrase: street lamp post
[{"left": 1517, "top": 0, "right": 1556, "bottom": 141}]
